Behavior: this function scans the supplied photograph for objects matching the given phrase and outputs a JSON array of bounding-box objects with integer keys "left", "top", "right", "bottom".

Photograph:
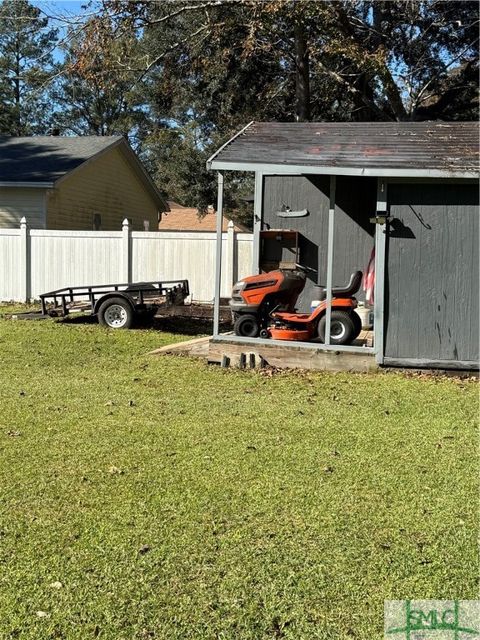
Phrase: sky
[
  {"left": 31, "top": 0, "right": 99, "bottom": 32},
  {"left": 31, "top": 0, "right": 100, "bottom": 61},
  {"left": 32, "top": 0, "right": 90, "bottom": 15}
]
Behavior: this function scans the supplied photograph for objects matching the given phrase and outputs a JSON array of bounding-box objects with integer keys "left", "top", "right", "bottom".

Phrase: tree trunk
[
  {"left": 371, "top": 2, "right": 408, "bottom": 121},
  {"left": 14, "top": 38, "right": 21, "bottom": 135},
  {"left": 294, "top": 21, "right": 310, "bottom": 122}
]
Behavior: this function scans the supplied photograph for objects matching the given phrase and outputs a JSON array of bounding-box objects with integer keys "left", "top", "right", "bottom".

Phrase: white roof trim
[
  {"left": 208, "top": 160, "right": 479, "bottom": 179},
  {"left": 0, "top": 181, "right": 54, "bottom": 188},
  {"left": 206, "top": 122, "right": 254, "bottom": 169}
]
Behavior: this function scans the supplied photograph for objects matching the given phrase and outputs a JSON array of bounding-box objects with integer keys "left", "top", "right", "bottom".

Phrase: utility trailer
[{"left": 38, "top": 280, "right": 189, "bottom": 329}]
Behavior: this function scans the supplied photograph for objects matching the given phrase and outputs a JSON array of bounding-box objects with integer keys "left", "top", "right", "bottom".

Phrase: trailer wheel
[
  {"left": 97, "top": 297, "right": 135, "bottom": 329},
  {"left": 317, "top": 310, "right": 357, "bottom": 345},
  {"left": 234, "top": 314, "right": 259, "bottom": 337}
]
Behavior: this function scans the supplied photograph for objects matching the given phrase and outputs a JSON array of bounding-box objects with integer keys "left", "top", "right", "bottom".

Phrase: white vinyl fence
[{"left": 0, "top": 218, "right": 253, "bottom": 303}]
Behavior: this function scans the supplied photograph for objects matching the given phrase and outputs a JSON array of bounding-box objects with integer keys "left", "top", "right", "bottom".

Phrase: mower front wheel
[
  {"left": 233, "top": 314, "right": 260, "bottom": 338},
  {"left": 317, "top": 310, "right": 358, "bottom": 345}
]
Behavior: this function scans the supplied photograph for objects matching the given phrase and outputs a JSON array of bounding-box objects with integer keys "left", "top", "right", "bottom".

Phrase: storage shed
[{"left": 207, "top": 121, "right": 479, "bottom": 371}]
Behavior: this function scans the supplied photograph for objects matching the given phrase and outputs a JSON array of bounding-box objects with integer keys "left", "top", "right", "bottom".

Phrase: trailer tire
[
  {"left": 234, "top": 314, "right": 259, "bottom": 338},
  {"left": 97, "top": 297, "right": 135, "bottom": 329},
  {"left": 317, "top": 310, "right": 357, "bottom": 345}
]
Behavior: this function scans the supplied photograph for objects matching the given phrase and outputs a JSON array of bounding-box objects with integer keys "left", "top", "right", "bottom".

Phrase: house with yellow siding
[{"left": 0, "top": 136, "right": 167, "bottom": 230}]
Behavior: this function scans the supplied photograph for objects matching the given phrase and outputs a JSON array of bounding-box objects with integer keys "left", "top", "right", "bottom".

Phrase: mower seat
[{"left": 315, "top": 270, "right": 362, "bottom": 300}]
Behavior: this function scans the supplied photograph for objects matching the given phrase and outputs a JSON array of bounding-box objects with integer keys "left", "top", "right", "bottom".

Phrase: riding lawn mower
[{"left": 229, "top": 266, "right": 363, "bottom": 345}]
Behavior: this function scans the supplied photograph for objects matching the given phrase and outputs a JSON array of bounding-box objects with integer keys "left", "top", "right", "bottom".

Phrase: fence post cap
[
  {"left": 227, "top": 220, "right": 235, "bottom": 230},
  {"left": 20, "top": 216, "right": 27, "bottom": 228},
  {"left": 122, "top": 218, "right": 130, "bottom": 228}
]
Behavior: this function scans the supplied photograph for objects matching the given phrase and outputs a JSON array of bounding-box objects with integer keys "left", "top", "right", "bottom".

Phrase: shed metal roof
[{"left": 207, "top": 121, "right": 479, "bottom": 178}]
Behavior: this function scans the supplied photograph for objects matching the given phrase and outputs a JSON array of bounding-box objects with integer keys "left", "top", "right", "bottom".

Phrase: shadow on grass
[
  {"left": 152, "top": 316, "right": 232, "bottom": 336},
  {"left": 59, "top": 313, "right": 232, "bottom": 336},
  {"left": 58, "top": 314, "right": 98, "bottom": 325}
]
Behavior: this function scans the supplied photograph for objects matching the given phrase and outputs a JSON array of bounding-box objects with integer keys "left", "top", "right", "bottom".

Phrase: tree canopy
[{"left": 0, "top": 0, "right": 477, "bottom": 222}]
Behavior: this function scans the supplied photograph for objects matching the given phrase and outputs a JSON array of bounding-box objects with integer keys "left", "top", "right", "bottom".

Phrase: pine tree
[{"left": 0, "top": 0, "right": 58, "bottom": 135}]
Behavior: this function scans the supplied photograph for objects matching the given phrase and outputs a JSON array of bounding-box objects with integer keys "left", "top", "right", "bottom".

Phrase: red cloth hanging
[{"left": 363, "top": 247, "right": 375, "bottom": 305}]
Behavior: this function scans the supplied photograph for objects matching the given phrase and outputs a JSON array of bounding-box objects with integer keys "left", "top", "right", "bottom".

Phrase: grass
[{"left": 0, "top": 308, "right": 477, "bottom": 640}]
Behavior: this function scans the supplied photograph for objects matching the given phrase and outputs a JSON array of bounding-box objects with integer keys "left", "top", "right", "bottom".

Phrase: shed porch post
[
  {"left": 213, "top": 172, "right": 224, "bottom": 336},
  {"left": 252, "top": 171, "right": 263, "bottom": 273},
  {"left": 324, "top": 175, "right": 336, "bottom": 345},
  {"left": 374, "top": 178, "right": 387, "bottom": 364}
]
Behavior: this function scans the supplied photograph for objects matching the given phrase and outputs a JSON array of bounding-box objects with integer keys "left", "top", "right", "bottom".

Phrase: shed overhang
[
  {"left": 207, "top": 121, "right": 480, "bottom": 179},
  {"left": 208, "top": 160, "right": 478, "bottom": 179}
]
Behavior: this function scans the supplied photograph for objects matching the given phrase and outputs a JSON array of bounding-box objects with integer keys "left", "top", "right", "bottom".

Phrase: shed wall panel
[{"left": 385, "top": 182, "right": 479, "bottom": 364}]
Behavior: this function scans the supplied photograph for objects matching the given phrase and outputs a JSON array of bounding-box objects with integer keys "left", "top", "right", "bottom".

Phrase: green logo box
[{"left": 384, "top": 600, "right": 479, "bottom": 640}]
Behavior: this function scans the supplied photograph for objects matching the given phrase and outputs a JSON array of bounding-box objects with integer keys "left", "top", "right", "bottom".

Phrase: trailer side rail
[{"left": 39, "top": 280, "right": 190, "bottom": 315}]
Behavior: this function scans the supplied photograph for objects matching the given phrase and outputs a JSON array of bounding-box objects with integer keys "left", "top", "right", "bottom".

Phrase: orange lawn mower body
[{"left": 229, "top": 268, "right": 363, "bottom": 345}]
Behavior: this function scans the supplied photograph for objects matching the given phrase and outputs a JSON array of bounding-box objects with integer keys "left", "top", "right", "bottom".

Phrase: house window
[{"left": 92, "top": 214, "right": 102, "bottom": 230}]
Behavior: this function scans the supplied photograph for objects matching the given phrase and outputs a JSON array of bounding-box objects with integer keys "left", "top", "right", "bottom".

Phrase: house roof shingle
[
  {"left": 0, "top": 135, "right": 123, "bottom": 183},
  {"left": 0, "top": 135, "right": 167, "bottom": 210}
]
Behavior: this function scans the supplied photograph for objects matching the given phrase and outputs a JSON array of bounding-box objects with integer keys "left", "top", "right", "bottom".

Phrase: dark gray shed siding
[
  {"left": 385, "top": 182, "right": 479, "bottom": 364},
  {"left": 262, "top": 175, "right": 376, "bottom": 312}
]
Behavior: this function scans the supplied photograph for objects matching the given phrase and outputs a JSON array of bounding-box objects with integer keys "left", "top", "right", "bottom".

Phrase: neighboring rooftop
[
  {"left": 0, "top": 135, "right": 167, "bottom": 210},
  {"left": 0, "top": 136, "right": 124, "bottom": 183},
  {"left": 159, "top": 202, "right": 248, "bottom": 232},
  {"left": 208, "top": 121, "right": 480, "bottom": 178}
]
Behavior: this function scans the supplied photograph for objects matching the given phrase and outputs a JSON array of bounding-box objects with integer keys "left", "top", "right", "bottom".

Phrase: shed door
[{"left": 384, "top": 182, "right": 479, "bottom": 367}]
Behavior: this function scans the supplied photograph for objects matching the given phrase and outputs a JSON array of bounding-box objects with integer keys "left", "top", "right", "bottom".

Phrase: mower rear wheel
[
  {"left": 234, "top": 314, "right": 260, "bottom": 338},
  {"left": 317, "top": 310, "right": 357, "bottom": 345},
  {"left": 351, "top": 310, "right": 362, "bottom": 336}
]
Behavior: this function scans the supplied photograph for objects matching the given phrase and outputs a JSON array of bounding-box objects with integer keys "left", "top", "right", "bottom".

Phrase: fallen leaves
[
  {"left": 49, "top": 581, "right": 63, "bottom": 589},
  {"left": 108, "top": 466, "right": 124, "bottom": 475},
  {"left": 138, "top": 545, "right": 151, "bottom": 555}
]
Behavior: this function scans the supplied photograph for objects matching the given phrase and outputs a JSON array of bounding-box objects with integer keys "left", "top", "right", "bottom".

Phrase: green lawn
[{"left": 0, "top": 310, "right": 477, "bottom": 640}]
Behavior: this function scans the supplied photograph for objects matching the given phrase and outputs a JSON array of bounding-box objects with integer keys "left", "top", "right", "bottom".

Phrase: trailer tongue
[{"left": 39, "top": 280, "right": 189, "bottom": 329}]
